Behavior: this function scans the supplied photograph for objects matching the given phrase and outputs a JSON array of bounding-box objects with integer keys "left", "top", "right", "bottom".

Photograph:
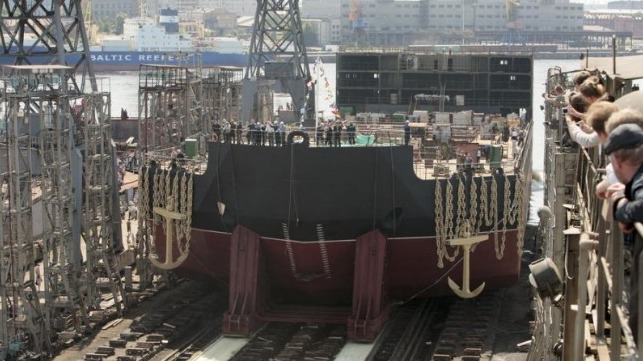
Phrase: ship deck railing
[
  {"left": 142, "top": 124, "right": 525, "bottom": 180},
  {"left": 567, "top": 144, "right": 643, "bottom": 359}
]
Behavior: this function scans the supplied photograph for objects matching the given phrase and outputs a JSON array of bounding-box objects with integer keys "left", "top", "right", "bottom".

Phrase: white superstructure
[{"left": 121, "top": 17, "right": 193, "bottom": 51}]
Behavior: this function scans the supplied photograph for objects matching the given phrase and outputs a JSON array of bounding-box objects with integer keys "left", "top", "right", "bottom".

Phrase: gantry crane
[{"left": 241, "top": 0, "right": 315, "bottom": 126}]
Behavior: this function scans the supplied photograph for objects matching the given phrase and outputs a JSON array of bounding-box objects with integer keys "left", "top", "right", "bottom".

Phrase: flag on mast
[{"left": 313, "top": 56, "right": 339, "bottom": 118}]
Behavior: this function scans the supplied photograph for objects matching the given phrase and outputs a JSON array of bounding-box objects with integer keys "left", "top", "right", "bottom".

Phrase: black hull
[{"left": 163, "top": 143, "right": 520, "bottom": 241}]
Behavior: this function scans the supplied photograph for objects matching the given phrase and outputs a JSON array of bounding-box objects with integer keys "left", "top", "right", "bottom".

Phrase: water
[
  {"left": 99, "top": 58, "right": 582, "bottom": 225},
  {"left": 528, "top": 59, "right": 579, "bottom": 224}
]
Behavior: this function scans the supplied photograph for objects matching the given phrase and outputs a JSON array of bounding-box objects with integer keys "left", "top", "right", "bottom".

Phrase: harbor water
[{"left": 99, "top": 58, "right": 582, "bottom": 225}]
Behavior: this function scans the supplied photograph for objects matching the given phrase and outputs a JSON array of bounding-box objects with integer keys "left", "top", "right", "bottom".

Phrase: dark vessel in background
[
  {"left": 336, "top": 51, "right": 532, "bottom": 115},
  {"left": 138, "top": 51, "right": 533, "bottom": 340}
]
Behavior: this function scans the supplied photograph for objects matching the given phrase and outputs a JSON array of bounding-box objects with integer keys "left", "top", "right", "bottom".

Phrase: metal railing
[
  {"left": 146, "top": 125, "right": 523, "bottom": 182},
  {"left": 573, "top": 145, "right": 643, "bottom": 360}
]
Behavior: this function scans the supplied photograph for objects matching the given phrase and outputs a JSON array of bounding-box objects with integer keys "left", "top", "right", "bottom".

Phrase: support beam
[
  {"left": 348, "top": 230, "right": 391, "bottom": 341},
  {"left": 223, "top": 226, "right": 266, "bottom": 336}
]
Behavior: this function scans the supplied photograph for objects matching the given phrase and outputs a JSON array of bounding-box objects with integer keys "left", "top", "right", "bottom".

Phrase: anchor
[
  {"left": 150, "top": 196, "right": 189, "bottom": 270},
  {"left": 446, "top": 234, "right": 488, "bottom": 298}
]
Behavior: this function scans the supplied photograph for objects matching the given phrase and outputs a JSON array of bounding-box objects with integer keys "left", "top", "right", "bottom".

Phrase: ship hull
[
  {"left": 88, "top": 51, "right": 247, "bottom": 71},
  {"left": 0, "top": 51, "right": 247, "bottom": 72},
  {"left": 146, "top": 139, "right": 531, "bottom": 303},
  {"left": 154, "top": 226, "right": 522, "bottom": 303}
]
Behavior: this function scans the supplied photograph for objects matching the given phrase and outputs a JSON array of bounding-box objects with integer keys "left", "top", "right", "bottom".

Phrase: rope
[
  {"left": 401, "top": 257, "right": 464, "bottom": 304},
  {"left": 215, "top": 144, "right": 228, "bottom": 232}
]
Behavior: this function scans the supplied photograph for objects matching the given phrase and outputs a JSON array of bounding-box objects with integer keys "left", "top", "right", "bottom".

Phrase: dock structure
[
  {"left": 137, "top": 64, "right": 206, "bottom": 153},
  {"left": 0, "top": 64, "right": 125, "bottom": 357},
  {"left": 534, "top": 62, "right": 643, "bottom": 359},
  {"left": 81, "top": 92, "right": 126, "bottom": 316},
  {"left": 202, "top": 67, "right": 243, "bottom": 127},
  {"left": 0, "top": 67, "right": 51, "bottom": 358}
]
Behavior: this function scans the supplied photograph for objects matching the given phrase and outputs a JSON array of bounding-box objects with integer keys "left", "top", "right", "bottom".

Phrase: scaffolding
[
  {"left": 202, "top": 67, "right": 243, "bottom": 126},
  {"left": 34, "top": 66, "right": 89, "bottom": 339},
  {"left": 138, "top": 65, "right": 205, "bottom": 153},
  {"left": 0, "top": 1, "right": 126, "bottom": 357},
  {"left": 82, "top": 92, "right": 125, "bottom": 316},
  {"left": 0, "top": 70, "right": 51, "bottom": 359},
  {"left": 0, "top": 64, "right": 122, "bottom": 357}
]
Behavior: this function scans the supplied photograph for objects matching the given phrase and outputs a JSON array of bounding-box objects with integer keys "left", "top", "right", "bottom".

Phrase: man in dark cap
[{"left": 607, "top": 121, "right": 643, "bottom": 338}]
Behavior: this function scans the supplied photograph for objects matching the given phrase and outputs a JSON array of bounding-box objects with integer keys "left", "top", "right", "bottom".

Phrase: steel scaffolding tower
[
  {"left": 138, "top": 65, "right": 205, "bottom": 153},
  {"left": 0, "top": 69, "right": 51, "bottom": 359},
  {"left": 202, "top": 67, "right": 243, "bottom": 126},
  {"left": 82, "top": 92, "right": 125, "bottom": 315},
  {"left": 0, "top": 0, "right": 97, "bottom": 93},
  {"left": 241, "top": 0, "right": 314, "bottom": 125},
  {"left": 0, "top": 0, "right": 123, "bottom": 355},
  {"left": 35, "top": 66, "right": 89, "bottom": 338},
  {"left": 0, "top": 65, "right": 122, "bottom": 356}
]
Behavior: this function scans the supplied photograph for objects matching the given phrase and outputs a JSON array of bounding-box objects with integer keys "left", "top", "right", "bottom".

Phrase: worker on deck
[{"left": 404, "top": 120, "right": 411, "bottom": 146}]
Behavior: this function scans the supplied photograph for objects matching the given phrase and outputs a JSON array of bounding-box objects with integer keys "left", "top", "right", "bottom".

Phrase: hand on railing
[
  {"left": 596, "top": 180, "right": 625, "bottom": 200},
  {"left": 612, "top": 195, "right": 638, "bottom": 233}
]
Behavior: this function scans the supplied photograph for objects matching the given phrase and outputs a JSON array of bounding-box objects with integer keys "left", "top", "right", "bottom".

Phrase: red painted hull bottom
[{"left": 153, "top": 225, "right": 522, "bottom": 304}]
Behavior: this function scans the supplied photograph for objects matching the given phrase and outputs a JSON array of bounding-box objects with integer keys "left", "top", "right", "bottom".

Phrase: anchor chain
[
  {"left": 136, "top": 165, "right": 150, "bottom": 255},
  {"left": 153, "top": 168, "right": 163, "bottom": 226},
  {"left": 435, "top": 178, "right": 460, "bottom": 268},
  {"left": 454, "top": 177, "right": 467, "bottom": 239},
  {"left": 491, "top": 175, "right": 501, "bottom": 260},
  {"left": 507, "top": 175, "right": 525, "bottom": 255},
  {"left": 469, "top": 178, "right": 480, "bottom": 252},
  {"left": 147, "top": 162, "right": 193, "bottom": 270},
  {"left": 151, "top": 167, "right": 164, "bottom": 259},
  {"left": 182, "top": 172, "right": 193, "bottom": 245},
  {"left": 281, "top": 223, "right": 299, "bottom": 276},
  {"left": 172, "top": 169, "right": 180, "bottom": 239},
  {"left": 164, "top": 168, "right": 172, "bottom": 231},
  {"left": 435, "top": 179, "right": 445, "bottom": 268},
  {"left": 445, "top": 178, "right": 455, "bottom": 242}
]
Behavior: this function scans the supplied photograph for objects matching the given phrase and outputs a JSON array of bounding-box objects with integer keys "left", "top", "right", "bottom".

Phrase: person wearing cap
[
  {"left": 606, "top": 121, "right": 643, "bottom": 338},
  {"left": 608, "top": 122, "right": 643, "bottom": 228}
]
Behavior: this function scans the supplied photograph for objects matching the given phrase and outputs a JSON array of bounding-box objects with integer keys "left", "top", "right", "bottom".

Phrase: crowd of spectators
[{"left": 548, "top": 69, "right": 643, "bottom": 336}]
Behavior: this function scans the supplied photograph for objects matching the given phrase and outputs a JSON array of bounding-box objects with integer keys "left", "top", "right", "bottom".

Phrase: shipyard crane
[
  {"left": 0, "top": 0, "right": 97, "bottom": 92},
  {"left": 241, "top": 0, "right": 315, "bottom": 126},
  {"left": 1, "top": 1, "right": 125, "bottom": 358}
]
